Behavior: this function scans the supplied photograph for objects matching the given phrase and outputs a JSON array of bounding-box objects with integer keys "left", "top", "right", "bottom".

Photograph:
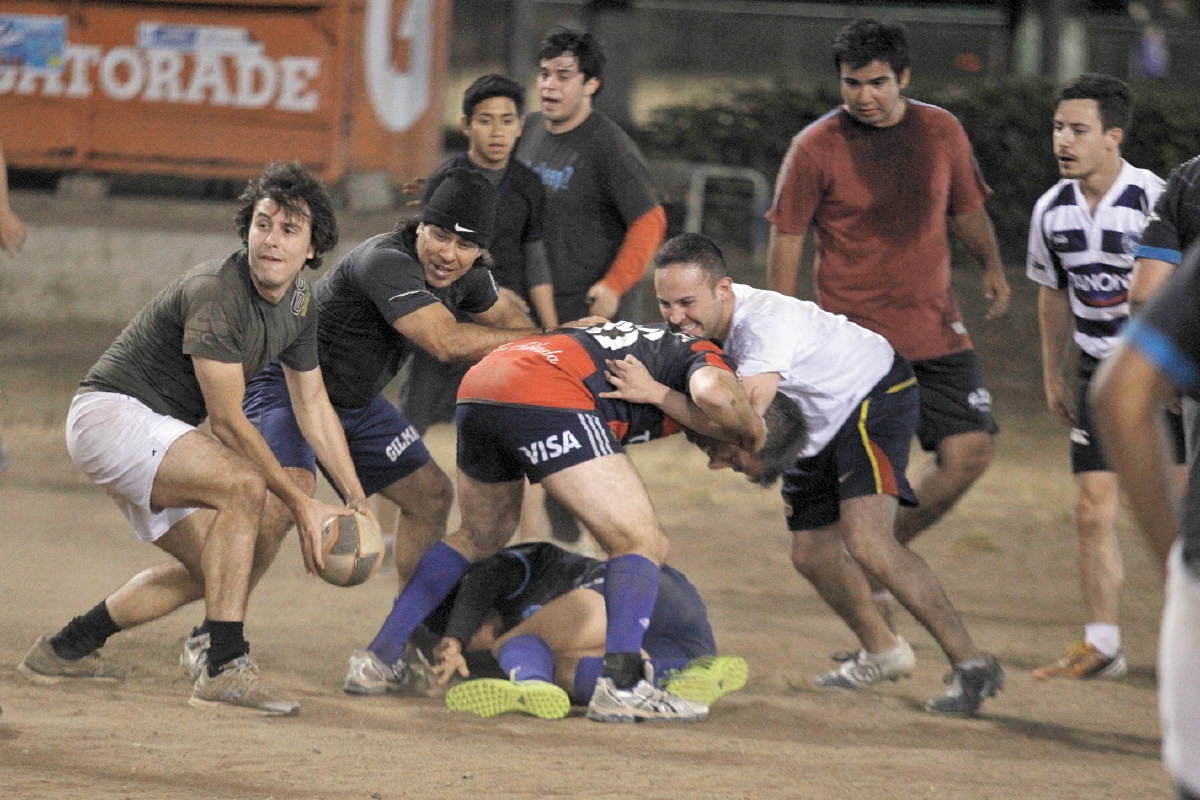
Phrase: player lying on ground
[
  {"left": 397, "top": 542, "right": 748, "bottom": 719},
  {"left": 652, "top": 233, "right": 1005, "bottom": 715},
  {"left": 174, "top": 168, "right": 565, "bottom": 683},
  {"left": 18, "top": 163, "right": 370, "bottom": 715},
  {"left": 347, "top": 320, "right": 768, "bottom": 722}
]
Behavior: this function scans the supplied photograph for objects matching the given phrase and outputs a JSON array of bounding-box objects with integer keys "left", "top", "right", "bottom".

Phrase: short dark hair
[
  {"left": 652, "top": 233, "right": 728, "bottom": 287},
  {"left": 751, "top": 393, "right": 808, "bottom": 486},
  {"left": 1056, "top": 73, "right": 1133, "bottom": 132},
  {"left": 235, "top": 162, "right": 338, "bottom": 270},
  {"left": 832, "top": 19, "right": 911, "bottom": 76},
  {"left": 538, "top": 28, "right": 605, "bottom": 96},
  {"left": 462, "top": 73, "right": 524, "bottom": 119}
]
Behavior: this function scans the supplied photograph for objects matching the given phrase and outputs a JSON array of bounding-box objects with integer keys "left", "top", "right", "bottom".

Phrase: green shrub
[{"left": 633, "top": 79, "right": 1200, "bottom": 263}]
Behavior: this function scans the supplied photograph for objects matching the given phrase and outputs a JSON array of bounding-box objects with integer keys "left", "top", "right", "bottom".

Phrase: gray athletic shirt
[
  {"left": 82, "top": 252, "right": 319, "bottom": 426},
  {"left": 516, "top": 110, "right": 659, "bottom": 319}
]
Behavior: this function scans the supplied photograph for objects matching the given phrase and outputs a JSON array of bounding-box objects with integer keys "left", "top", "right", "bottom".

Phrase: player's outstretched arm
[
  {"left": 395, "top": 302, "right": 539, "bottom": 363},
  {"left": 1091, "top": 342, "right": 1180, "bottom": 569},
  {"left": 282, "top": 364, "right": 372, "bottom": 519},
  {"left": 193, "top": 357, "right": 350, "bottom": 573},
  {"left": 950, "top": 207, "right": 1010, "bottom": 319}
]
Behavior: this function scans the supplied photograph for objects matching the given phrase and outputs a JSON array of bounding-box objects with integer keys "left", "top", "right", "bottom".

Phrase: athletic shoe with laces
[
  {"left": 587, "top": 676, "right": 709, "bottom": 723},
  {"left": 343, "top": 649, "right": 405, "bottom": 696},
  {"left": 662, "top": 656, "right": 749, "bottom": 705},
  {"left": 189, "top": 655, "right": 298, "bottom": 715},
  {"left": 814, "top": 636, "right": 915, "bottom": 689},
  {"left": 1031, "top": 640, "right": 1128, "bottom": 680},
  {"left": 924, "top": 655, "right": 1005, "bottom": 715},
  {"left": 446, "top": 678, "right": 570, "bottom": 720},
  {"left": 180, "top": 629, "right": 210, "bottom": 681},
  {"left": 17, "top": 635, "right": 126, "bottom": 684}
]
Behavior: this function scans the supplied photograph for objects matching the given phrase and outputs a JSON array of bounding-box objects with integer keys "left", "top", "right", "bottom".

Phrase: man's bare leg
[
  {"left": 104, "top": 466, "right": 314, "bottom": 630},
  {"left": 838, "top": 494, "right": 983, "bottom": 665},
  {"left": 790, "top": 526, "right": 898, "bottom": 655},
  {"left": 1075, "top": 471, "right": 1123, "bottom": 628},
  {"left": 895, "top": 431, "right": 993, "bottom": 545},
  {"left": 378, "top": 461, "right": 454, "bottom": 585}
]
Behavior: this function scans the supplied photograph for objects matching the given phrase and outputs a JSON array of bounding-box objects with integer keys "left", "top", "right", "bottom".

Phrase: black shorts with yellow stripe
[{"left": 781, "top": 355, "right": 920, "bottom": 531}]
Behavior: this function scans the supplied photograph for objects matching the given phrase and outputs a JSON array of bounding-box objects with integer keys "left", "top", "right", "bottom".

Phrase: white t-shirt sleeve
[
  {"left": 1026, "top": 190, "right": 1064, "bottom": 290},
  {"left": 730, "top": 299, "right": 799, "bottom": 378}
]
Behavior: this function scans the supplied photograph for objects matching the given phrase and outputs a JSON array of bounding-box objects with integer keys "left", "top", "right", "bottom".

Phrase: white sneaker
[
  {"left": 189, "top": 656, "right": 298, "bottom": 716},
  {"left": 813, "top": 636, "right": 915, "bottom": 689},
  {"left": 343, "top": 650, "right": 404, "bottom": 696},
  {"left": 180, "top": 630, "right": 210, "bottom": 681},
  {"left": 586, "top": 676, "right": 709, "bottom": 723}
]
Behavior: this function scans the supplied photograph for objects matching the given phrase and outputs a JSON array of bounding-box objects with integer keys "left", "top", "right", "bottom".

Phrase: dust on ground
[{"left": 0, "top": 270, "right": 1174, "bottom": 799}]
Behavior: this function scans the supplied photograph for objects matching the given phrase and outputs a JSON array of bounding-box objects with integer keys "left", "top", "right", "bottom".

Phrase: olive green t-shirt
[{"left": 82, "top": 251, "right": 318, "bottom": 426}]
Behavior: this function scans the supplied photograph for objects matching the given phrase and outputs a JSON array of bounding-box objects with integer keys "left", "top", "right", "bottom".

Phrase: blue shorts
[
  {"left": 243, "top": 363, "right": 431, "bottom": 498},
  {"left": 455, "top": 402, "right": 622, "bottom": 484},
  {"left": 782, "top": 356, "right": 920, "bottom": 531},
  {"left": 580, "top": 564, "right": 716, "bottom": 662}
]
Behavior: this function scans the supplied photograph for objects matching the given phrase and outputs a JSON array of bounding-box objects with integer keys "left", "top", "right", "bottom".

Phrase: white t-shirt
[
  {"left": 1027, "top": 160, "right": 1165, "bottom": 360},
  {"left": 724, "top": 284, "right": 895, "bottom": 457}
]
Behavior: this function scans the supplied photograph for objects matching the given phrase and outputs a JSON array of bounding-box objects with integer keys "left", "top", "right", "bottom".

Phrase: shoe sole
[
  {"left": 188, "top": 695, "right": 300, "bottom": 716},
  {"left": 17, "top": 661, "right": 121, "bottom": 686},
  {"left": 343, "top": 679, "right": 390, "bottom": 696},
  {"left": 585, "top": 705, "right": 708, "bottom": 723},
  {"left": 664, "top": 657, "right": 748, "bottom": 705},
  {"left": 446, "top": 679, "right": 569, "bottom": 720}
]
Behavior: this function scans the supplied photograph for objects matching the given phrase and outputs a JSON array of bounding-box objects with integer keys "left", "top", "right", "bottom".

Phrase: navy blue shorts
[
  {"left": 455, "top": 402, "right": 622, "bottom": 484},
  {"left": 243, "top": 363, "right": 431, "bottom": 498},
  {"left": 580, "top": 564, "right": 717, "bottom": 662},
  {"left": 782, "top": 356, "right": 920, "bottom": 531},
  {"left": 1072, "top": 352, "right": 1186, "bottom": 473},
  {"left": 910, "top": 349, "right": 1000, "bottom": 451}
]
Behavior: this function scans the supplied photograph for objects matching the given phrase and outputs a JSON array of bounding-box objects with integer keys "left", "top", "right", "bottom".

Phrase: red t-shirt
[{"left": 766, "top": 101, "right": 992, "bottom": 361}]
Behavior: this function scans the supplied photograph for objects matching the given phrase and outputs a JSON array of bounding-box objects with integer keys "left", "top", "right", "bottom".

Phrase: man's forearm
[
  {"left": 529, "top": 283, "right": 558, "bottom": 329},
  {"left": 292, "top": 400, "right": 366, "bottom": 504},
  {"left": 950, "top": 207, "right": 1004, "bottom": 272},
  {"left": 766, "top": 227, "right": 805, "bottom": 296},
  {"left": 1037, "top": 286, "right": 1073, "bottom": 383}
]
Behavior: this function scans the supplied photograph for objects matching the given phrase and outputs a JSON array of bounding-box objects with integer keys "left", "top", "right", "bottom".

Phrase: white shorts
[
  {"left": 1162, "top": 541, "right": 1200, "bottom": 795},
  {"left": 66, "top": 391, "right": 199, "bottom": 542}
]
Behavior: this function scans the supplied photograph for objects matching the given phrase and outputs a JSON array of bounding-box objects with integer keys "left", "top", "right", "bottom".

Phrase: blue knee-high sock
[
  {"left": 572, "top": 656, "right": 604, "bottom": 703},
  {"left": 368, "top": 542, "right": 470, "bottom": 666},
  {"left": 603, "top": 554, "right": 660, "bottom": 655},
  {"left": 496, "top": 634, "right": 554, "bottom": 683}
]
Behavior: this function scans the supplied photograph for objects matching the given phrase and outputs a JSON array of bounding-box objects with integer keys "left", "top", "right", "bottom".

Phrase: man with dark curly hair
[{"left": 18, "top": 162, "right": 368, "bottom": 716}]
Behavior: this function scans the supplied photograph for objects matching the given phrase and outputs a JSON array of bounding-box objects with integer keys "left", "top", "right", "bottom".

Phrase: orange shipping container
[{"left": 0, "top": 0, "right": 451, "bottom": 186}]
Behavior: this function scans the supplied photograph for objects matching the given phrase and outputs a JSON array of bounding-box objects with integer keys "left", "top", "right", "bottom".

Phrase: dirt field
[{"left": 0, "top": 271, "right": 1175, "bottom": 799}]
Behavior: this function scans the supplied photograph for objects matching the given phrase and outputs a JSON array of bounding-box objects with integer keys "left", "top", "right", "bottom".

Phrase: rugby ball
[{"left": 316, "top": 512, "right": 384, "bottom": 587}]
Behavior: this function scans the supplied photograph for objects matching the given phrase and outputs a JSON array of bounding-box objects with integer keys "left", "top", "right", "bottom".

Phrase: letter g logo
[{"left": 364, "top": 0, "right": 432, "bottom": 132}]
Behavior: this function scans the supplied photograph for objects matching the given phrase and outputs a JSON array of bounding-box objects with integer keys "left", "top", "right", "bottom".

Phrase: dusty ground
[{"left": 0, "top": 270, "right": 1176, "bottom": 799}]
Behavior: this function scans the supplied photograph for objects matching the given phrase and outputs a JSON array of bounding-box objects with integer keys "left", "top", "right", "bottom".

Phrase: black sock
[
  {"left": 601, "top": 652, "right": 644, "bottom": 690},
  {"left": 50, "top": 601, "right": 120, "bottom": 661},
  {"left": 205, "top": 620, "right": 249, "bottom": 676},
  {"left": 194, "top": 620, "right": 211, "bottom": 637}
]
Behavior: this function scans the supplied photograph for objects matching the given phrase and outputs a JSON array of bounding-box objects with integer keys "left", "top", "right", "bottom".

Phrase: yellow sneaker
[
  {"left": 445, "top": 678, "right": 570, "bottom": 720},
  {"left": 1032, "top": 640, "right": 1128, "bottom": 680},
  {"left": 663, "top": 656, "right": 748, "bottom": 705}
]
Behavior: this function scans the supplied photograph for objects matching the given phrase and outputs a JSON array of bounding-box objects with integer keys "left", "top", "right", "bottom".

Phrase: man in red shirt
[{"left": 766, "top": 20, "right": 1010, "bottom": 581}]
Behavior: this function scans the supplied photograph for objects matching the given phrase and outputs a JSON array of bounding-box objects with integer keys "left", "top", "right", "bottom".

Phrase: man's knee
[
  {"left": 215, "top": 463, "right": 268, "bottom": 517},
  {"left": 1075, "top": 476, "right": 1119, "bottom": 535},
  {"left": 408, "top": 464, "right": 454, "bottom": 521},
  {"left": 937, "top": 432, "right": 993, "bottom": 482},
  {"left": 790, "top": 529, "right": 837, "bottom": 577}
]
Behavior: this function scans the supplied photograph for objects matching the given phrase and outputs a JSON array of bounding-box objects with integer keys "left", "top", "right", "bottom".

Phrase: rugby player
[
  {"left": 349, "top": 319, "right": 767, "bottom": 722},
  {"left": 653, "top": 233, "right": 1004, "bottom": 715},
  {"left": 19, "top": 163, "right": 367, "bottom": 715},
  {"left": 1027, "top": 73, "right": 1174, "bottom": 680}
]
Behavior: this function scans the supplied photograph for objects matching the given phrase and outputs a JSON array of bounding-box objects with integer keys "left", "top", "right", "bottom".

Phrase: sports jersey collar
[{"left": 1068, "top": 158, "right": 1134, "bottom": 218}]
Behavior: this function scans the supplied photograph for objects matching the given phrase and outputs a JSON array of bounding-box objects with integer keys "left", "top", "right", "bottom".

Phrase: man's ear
[
  {"left": 583, "top": 76, "right": 601, "bottom": 98},
  {"left": 897, "top": 68, "right": 911, "bottom": 90}
]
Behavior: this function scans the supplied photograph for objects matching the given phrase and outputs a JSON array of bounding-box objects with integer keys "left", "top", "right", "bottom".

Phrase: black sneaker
[{"left": 924, "top": 655, "right": 1004, "bottom": 715}]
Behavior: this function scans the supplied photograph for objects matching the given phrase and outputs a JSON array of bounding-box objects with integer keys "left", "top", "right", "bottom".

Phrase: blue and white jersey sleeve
[{"left": 1025, "top": 162, "right": 1165, "bottom": 360}]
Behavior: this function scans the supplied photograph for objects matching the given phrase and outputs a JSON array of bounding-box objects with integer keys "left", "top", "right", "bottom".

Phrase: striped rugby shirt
[{"left": 1027, "top": 160, "right": 1164, "bottom": 359}]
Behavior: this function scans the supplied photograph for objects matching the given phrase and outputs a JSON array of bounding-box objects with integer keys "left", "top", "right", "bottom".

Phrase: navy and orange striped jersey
[{"left": 458, "top": 321, "right": 734, "bottom": 444}]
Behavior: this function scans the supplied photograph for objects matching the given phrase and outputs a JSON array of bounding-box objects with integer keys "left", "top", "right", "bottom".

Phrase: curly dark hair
[
  {"left": 235, "top": 162, "right": 338, "bottom": 270},
  {"left": 1056, "top": 73, "right": 1133, "bottom": 132}
]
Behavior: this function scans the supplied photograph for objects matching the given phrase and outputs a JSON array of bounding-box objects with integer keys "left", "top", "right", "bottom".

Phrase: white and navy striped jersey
[{"left": 1027, "top": 161, "right": 1165, "bottom": 359}]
